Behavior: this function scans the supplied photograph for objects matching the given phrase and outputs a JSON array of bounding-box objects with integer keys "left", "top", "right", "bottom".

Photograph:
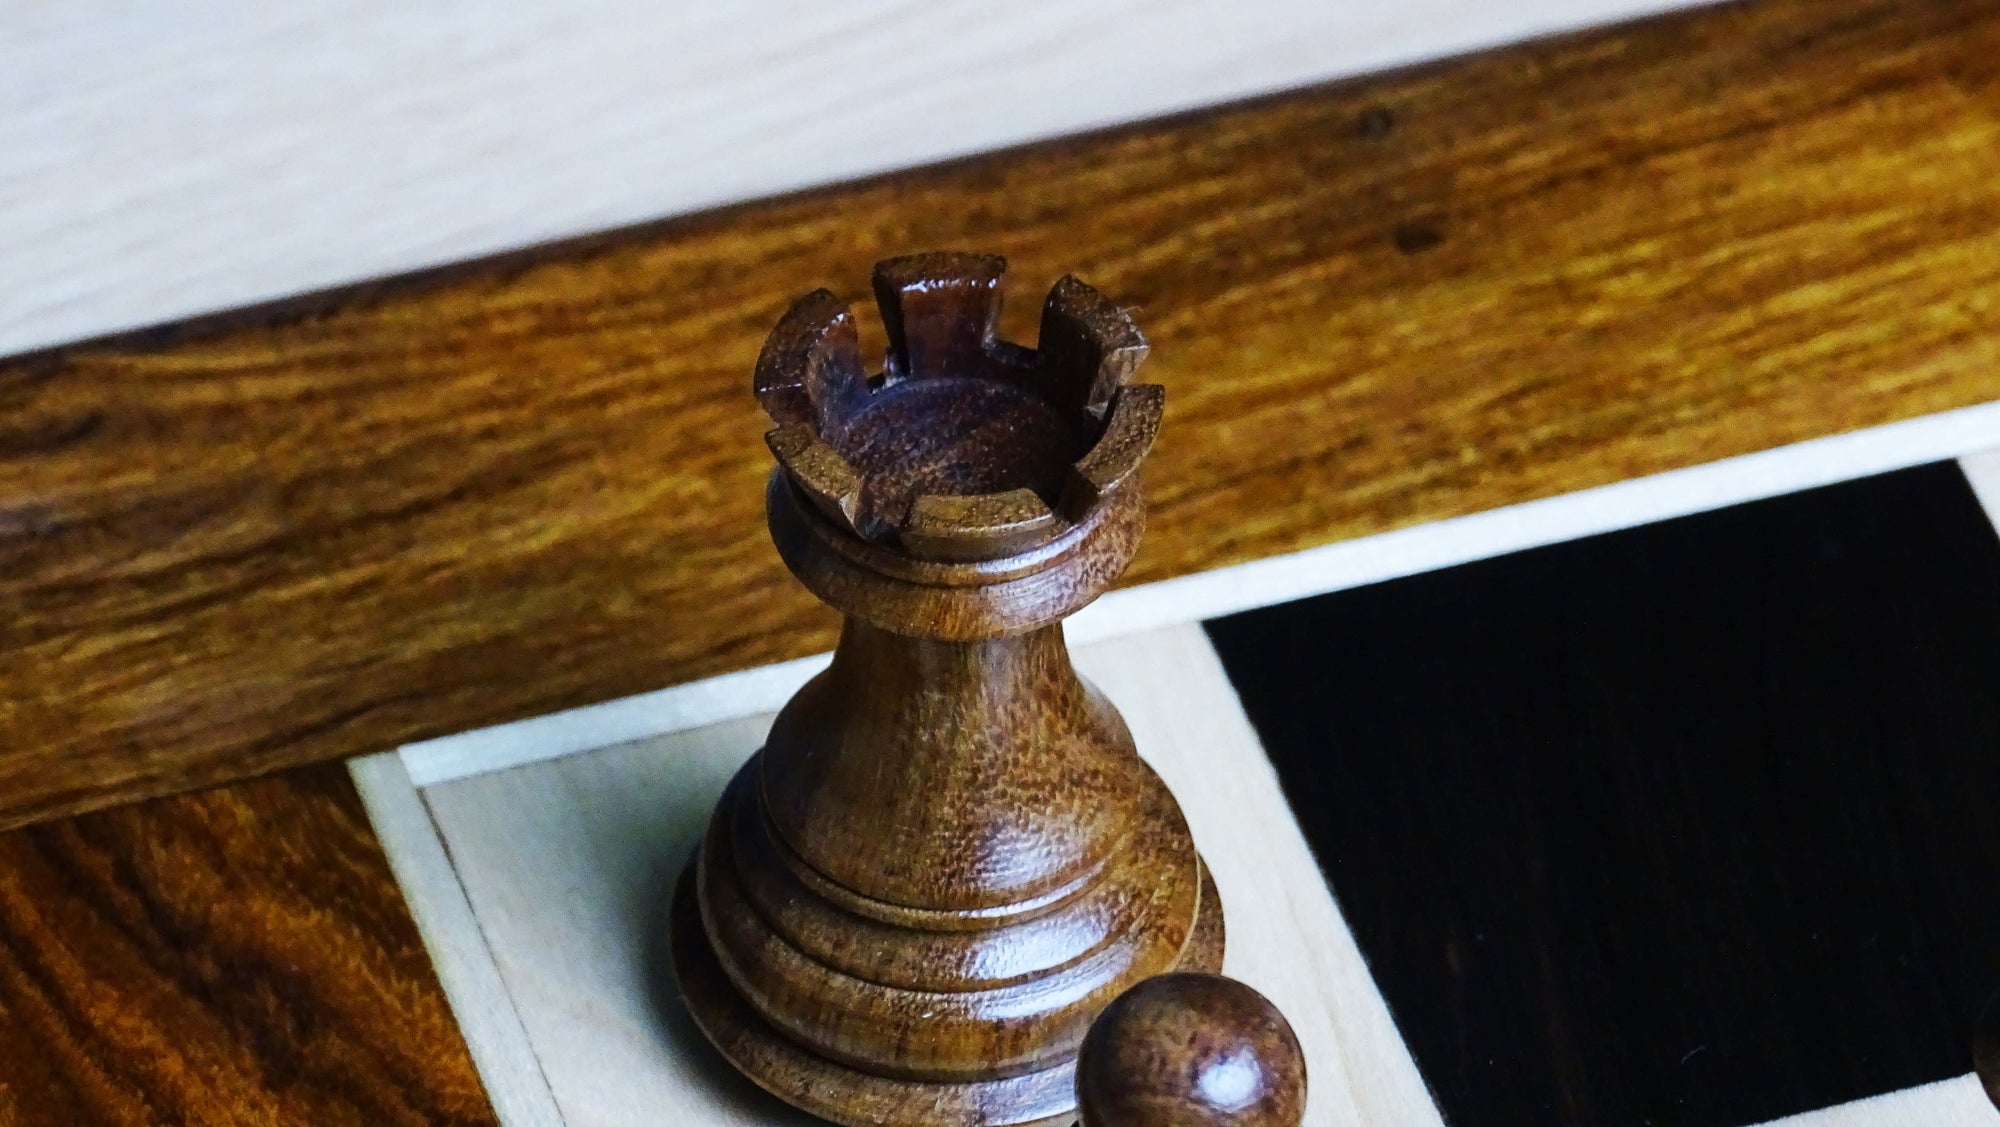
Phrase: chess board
[{"left": 349, "top": 424, "right": 2000, "bottom": 1127}]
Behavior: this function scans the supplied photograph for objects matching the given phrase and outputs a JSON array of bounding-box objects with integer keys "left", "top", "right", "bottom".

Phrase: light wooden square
[{"left": 359, "top": 624, "right": 1442, "bottom": 1126}]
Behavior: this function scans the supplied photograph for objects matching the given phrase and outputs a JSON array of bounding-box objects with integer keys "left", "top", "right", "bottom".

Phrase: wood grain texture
[
  {"left": 676, "top": 254, "right": 1220, "bottom": 1126},
  {"left": 1077, "top": 973, "right": 1308, "bottom": 1127},
  {"left": 8, "top": 0, "right": 2000, "bottom": 829},
  {"left": 348, "top": 754, "right": 566, "bottom": 1126},
  {"left": 0, "top": 763, "right": 498, "bottom": 1126}
]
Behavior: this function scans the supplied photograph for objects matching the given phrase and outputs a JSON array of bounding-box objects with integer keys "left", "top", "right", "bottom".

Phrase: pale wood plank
[
  {"left": 420, "top": 716, "right": 822, "bottom": 1127},
  {"left": 5, "top": 0, "right": 1701, "bottom": 355},
  {"left": 1957, "top": 450, "right": 2000, "bottom": 531},
  {"left": 349, "top": 752, "right": 567, "bottom": 1127},
  {"left": 1752, "top": 1076, "right": 1998, "bottom": 1126},
  {"left": 1074, "top": 625, "right": 1445, "bottom": 1127}
]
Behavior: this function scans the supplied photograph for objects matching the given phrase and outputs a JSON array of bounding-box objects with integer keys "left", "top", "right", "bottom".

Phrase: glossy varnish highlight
[
  {"left": 1077, "top": 973, "right": 1308, "bottom": 1127},
  {"left": 8, "top": 0, "right": 2000, "bottom": 827}
]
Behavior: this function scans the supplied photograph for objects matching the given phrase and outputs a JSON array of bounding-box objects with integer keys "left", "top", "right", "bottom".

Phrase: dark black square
[{"left": 1205, "top": 462, "right": 2000, "bottom": 1127}]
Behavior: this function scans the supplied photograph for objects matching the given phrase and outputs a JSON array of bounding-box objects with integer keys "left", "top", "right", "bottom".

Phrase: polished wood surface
[
  {"left": 673, "top": 256, "right": 1222, "bottom": 1126},
  {"left": 1078, "top": 973, "right": 1307, "bottom": 1127},
  {"left": 0, "top": 763, "right": 497, "bottom": 1126},
  {"left": 7, "top": 0, "right": 2000, "bottom": 829}
]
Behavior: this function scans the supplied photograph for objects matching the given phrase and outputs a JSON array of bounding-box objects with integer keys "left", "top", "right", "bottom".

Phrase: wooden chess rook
[{"left": 671, "top": 252, "right": 1226, "bottom": 1126}]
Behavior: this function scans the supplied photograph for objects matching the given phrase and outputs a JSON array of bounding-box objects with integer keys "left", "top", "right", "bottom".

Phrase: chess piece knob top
[{"left": 1077, "top": 973, "right": 1307, "bottom": 1127}]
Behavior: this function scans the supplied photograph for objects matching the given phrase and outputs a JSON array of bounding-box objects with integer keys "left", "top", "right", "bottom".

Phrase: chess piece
[
  {"left": 671, "top": 252, "right": 1225, "bottom": 1127},
  {"left": 1077, "top": 973, "right": 1307, "bottom": 1127},
  {"left": 1978, "top": 988, "right": 2000, "bottom": 1110}
]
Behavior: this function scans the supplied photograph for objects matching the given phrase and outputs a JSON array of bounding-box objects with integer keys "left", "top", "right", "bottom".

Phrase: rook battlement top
[{"left": 755, "top": 251, "right": 1164, "bottom": 563}]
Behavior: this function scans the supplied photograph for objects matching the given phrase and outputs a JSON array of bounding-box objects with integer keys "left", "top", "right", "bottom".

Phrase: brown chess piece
[
  {"left": 670, "top": 252, "right": 1225, "bottom": 1127},
  {"left": 1077, "top": 973, "right": 1308, "bottom": 1127}
]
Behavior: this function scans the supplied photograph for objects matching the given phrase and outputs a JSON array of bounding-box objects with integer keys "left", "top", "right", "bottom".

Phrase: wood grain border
[
  {"left": 399, "top": 407, "right": 2000, "bottom": 786},
  {"left": 0, "top": 762, "right": 500, "bottom": 1125},
  {"left": 6, "top": 0, "right": 2000, "bottom": 828}
]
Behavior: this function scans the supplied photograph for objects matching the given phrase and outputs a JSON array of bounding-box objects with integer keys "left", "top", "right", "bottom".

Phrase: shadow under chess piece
[
  {"left": 1077, "top": 973, "right": 1307, "bottom": 1127},
  {"left": 670, "top": 252, "right": 1224, "bottom": 1127}
]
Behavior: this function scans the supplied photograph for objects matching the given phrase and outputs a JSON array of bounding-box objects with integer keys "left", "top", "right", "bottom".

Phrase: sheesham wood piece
[
  {"left": 671, "top": 254, "right": 1223, "bottom": 1126},
  {"left": 1077, "top": 973, "right": 1307, "bottom": 1127},
  {"left": 7, "top": 0, "right": 2000, "bottom": 830},
  {"left": 0, "top": 763, "right": 498, "bottom": 1127}
]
